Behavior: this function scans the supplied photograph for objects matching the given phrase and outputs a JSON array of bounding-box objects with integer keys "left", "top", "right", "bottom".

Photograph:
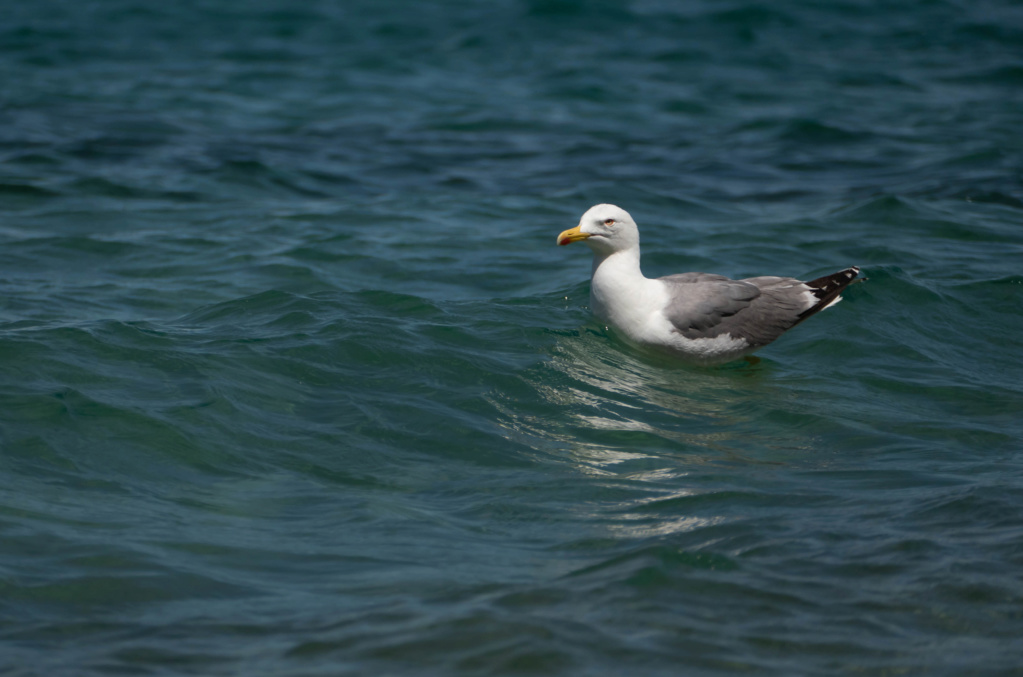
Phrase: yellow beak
[{"left": 557, "top": 225, "right": 591, "bottom": 246}]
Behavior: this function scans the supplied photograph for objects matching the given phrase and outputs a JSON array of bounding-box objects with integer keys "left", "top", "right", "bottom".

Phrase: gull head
[{"left": 557, "top": 204, "right": 640, "bottom": 255}]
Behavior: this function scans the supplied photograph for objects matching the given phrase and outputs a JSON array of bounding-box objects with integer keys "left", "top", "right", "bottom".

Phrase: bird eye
[{"left": 603, "top": 219, "right": 616, "bottom": 226}]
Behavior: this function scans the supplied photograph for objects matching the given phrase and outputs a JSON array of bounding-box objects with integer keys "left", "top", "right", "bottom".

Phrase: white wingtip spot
[{"left": 821, "top": 295, "right": 843, "bottom": 311}]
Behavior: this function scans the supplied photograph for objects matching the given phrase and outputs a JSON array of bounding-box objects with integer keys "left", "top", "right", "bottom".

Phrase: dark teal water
[{"left": 2, "top": 1, "right": 1023, "bottom": 674}]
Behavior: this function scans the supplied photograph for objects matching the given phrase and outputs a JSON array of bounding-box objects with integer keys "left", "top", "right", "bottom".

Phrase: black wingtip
[
  {"left": 797, "top": 266, "right": 862, "bottom": 321},
  {"left": 805, "top": 267, "right": 861, "bottom": 292}
]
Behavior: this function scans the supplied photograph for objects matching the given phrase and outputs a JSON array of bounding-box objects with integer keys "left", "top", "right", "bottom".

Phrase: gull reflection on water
[
  {"left": 487, "top": 329, "right": 814, "bottom": 542},
  {"left": 546, "top": 332, "right": 769, "bottom": 456},
  {"left": 489, "top": 327, "right": 804, "bottom": 478}
]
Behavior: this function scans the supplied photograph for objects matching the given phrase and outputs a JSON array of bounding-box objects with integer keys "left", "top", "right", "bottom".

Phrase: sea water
[{"left": 1, "top": 1, "right": 1022, "bottom": 674}]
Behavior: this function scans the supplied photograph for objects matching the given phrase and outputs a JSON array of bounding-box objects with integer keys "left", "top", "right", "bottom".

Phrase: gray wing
[
  {"left": 659, "top": 273, "right": 814, "bottom": 347},
  {"left": 660, "top": 267, "right": 860, "bottom": 347}
]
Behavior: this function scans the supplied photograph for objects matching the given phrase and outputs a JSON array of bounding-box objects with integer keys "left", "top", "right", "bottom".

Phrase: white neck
[{"left": 589, "top": 247, "right": 658, "bottom": 334}]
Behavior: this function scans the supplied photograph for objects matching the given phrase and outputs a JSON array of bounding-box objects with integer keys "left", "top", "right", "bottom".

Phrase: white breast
[{"left": 592, "top": 270, "right": 752, "bottom": 363}]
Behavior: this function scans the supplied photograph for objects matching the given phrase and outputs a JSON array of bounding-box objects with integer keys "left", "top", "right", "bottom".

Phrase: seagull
[{"left": 557, "top": 204, "right": 860, "bottom": 365}]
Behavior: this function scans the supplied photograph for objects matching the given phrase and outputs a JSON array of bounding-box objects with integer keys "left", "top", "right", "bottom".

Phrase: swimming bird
[{"left": 557, "top": 204, "right": 860, "bottom": 365}]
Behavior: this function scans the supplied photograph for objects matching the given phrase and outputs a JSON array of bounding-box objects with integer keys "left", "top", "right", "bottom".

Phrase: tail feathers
[{"left": 799, "top": 266, "right": 861, "bottom": 319}]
